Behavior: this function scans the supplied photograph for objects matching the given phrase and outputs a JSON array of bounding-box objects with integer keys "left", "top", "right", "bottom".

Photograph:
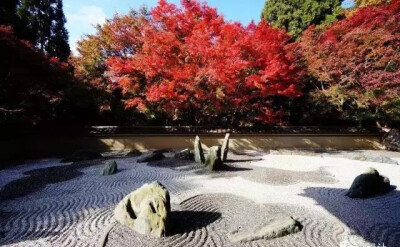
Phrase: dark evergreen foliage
[
  {"left": 261, "top": 0, "right": 344, "bottom": 37},
  {"left": 17, "top": 0, "right": 70, "bottom": 60},
  {"left": 0, "top": 0, "right": 20, "bottom": 26}
]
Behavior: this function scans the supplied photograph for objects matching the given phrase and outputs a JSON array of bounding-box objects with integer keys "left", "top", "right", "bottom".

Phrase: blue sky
[{"left": 64, "top": 0, "right": 354, "bottom": 54}]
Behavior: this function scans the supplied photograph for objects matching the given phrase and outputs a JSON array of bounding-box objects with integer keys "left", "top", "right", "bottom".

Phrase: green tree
[
  {"left": 261, "top": 0, "right": 344, "bottom": 37},
  {"left": 47, "top": 0, "right": 70, "bottom": 61},
  {"left": 17, "top": 0, "right": 70, "bottom": 61}
]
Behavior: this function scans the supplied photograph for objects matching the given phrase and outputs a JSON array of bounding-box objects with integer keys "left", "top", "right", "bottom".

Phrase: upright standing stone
[
  {"left": 221, "top": 133, "right": 230, "bottom": 161},
  {"left": 194, "top": 136, "right": 205, "bottom": 164},
  {"left": 206, "top": 146, "right": 223, "bottom": 171}
]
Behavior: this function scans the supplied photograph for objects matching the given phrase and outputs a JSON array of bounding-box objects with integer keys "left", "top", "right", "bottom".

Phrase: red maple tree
[
  {"left": 106, "top": 0, "right": 304, "bottom": 125},
  {"left": 301, "top": 0, "right": 400, "bottom": 123}
]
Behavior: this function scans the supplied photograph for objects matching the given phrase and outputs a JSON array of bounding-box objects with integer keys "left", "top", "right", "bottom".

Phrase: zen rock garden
[
  {"left": 1, "top": 134, "right": 400, "bottom": 247},
  {"left": 109, "top": 134, "right": 395, "bottom": 244},
  {"left": 2, "top": 0, "right": 400, "bottom": 246}
]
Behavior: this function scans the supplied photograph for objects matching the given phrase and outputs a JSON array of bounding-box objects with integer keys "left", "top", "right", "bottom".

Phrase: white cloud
[
  {"left": 66, "top": 6, "right": 107, "bottom": 29},
  {"left": 66, "top": 6, "right": 107, "bottom": 56},
  {"left": 342, "top": 0, "right": 355, "bottom": 8},
  {"left": 69, "top": 36, "right": 79, "bottom": 56}
]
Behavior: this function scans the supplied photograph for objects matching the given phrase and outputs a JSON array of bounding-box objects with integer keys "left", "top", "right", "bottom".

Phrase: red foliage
[
  {"left": 106, "top": 0, "right": 303, "bottom": 124},
  {"left": 301, "top": 0, "right": 400, "bottom": 120},
  {"left": 0, "top": 26, "right": 72, "bottom": 123}
]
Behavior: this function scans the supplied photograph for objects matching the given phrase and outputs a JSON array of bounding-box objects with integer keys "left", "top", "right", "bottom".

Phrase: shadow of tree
[
  {"left": 146, "top": 158, "right": 197, "bottom": 169},
  {"left": 300, "top": 187, "right": 400, "bottom": 247},
  {"left": 0, "top": 209, "right": 66, "bottom": 245},
  {"left": 194, "top": 164, "right": 253, "bottom": 176},
  {"left": 167, "top": 211, "right": 221, "bottom": 236},
  {"left": 225, "top": 158, "right": 263, "bottom": 163},
  {"left": 147, "top": 157, "right": 254, "bottom": 174},
  {"left": 0, "top": 159, "right": 103, "bottom": 201},
  {"left": 218, "top": 165, "right": 253, "bottom": 172}
]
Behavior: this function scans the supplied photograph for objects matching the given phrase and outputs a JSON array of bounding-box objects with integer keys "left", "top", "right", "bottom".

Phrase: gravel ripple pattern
[{"left": 0, "top": 150, "right": 399, "bottom": 246}]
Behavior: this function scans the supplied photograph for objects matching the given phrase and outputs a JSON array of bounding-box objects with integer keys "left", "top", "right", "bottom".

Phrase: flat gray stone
[
  {"left": 230, "top": 216, "right": 303, "bottom": 243},
  {"left": 137, "top": 153, "right": 165, "bottom": 163},
  {"left": 126, "top": 149, "right": 142, "bottom": 157},
  {"left": 174, "top": 149, "right": 194, "bottom": 160}
]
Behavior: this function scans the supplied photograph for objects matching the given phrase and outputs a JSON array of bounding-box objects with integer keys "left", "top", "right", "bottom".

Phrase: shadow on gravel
[
  {"left": 231, "top": 150, "right": 266, "bottom": 157},
  {"left": 167, "top": 211, "right": 221, "bottom": 235},
  {"left": 225, "top": 158, "right": 263, "bottom": 163},
  {"left": 194, "top": 165, "right": 253, "bottom": 177},
  {"left": 0, "top": 210, "right": 61, "bottom": 245},
  {"left": 146, "top": 158, "right": 205, "bottom": 172},
  {"left": 218, "top": 165, "right": 252, "bottom": 172},
  {"left": 301, "top": 187, "right": 400, "bottom": 247},
  {"left": 0, "top": 160, "right": 103, "bottom": 201}
]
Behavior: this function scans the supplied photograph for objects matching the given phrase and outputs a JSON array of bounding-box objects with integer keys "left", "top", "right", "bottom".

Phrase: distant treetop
[
  {"left": 355, "top": 0, "right": 391, "bottom": 7},
  {"left": 261, "top": 0, "right": 344, "bottom": 37}
]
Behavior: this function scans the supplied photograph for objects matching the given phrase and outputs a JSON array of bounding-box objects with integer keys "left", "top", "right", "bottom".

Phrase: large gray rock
[
  {"left": 230, "top": 216, "right": 303, "bottom": 243},
  {"left": 221, "top": 133, "right": 230, "bottom": 161},
  {"left": 114, "top": 181, "right": 170, "bottom": 237},
  {"left": 346, "top": 167, "right": 391, "bottom": 198},
  {"left": 61, "top": 151, "right": 102, "bottom": 163},
  {"left": 174, "top": 149, "right": 194, "bottom": 160},
  {"left": 194, "top": 136, "right": 205, "bottom": 164},
  {"left": 101, "top": 160, "right": 118, "bottom": 175},
  {"left": 137, "top": 153, "right": 165, "bottom": 163},
  {"left": 383, "top": 129, "right": 400, "bottom": 151},
  {"left": 205, "top": 146, "right": 223, "bottom": 171}
]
